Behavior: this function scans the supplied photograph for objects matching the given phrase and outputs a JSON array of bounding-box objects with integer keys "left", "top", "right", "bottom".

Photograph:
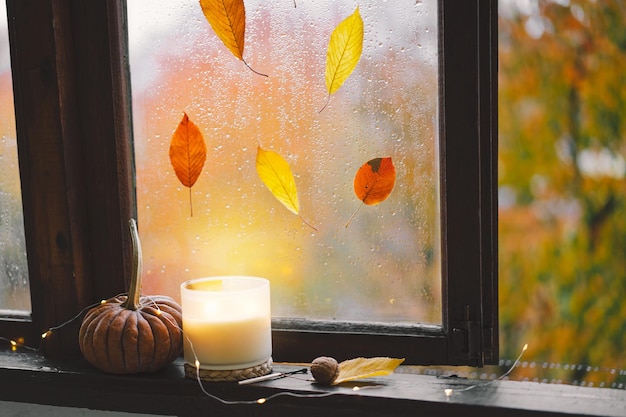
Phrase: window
[
  {"left": 0, "top": 1, "right": 30, "bottom": 315},
  {"left": 0, "top": 0, "right": 496, "bottom": 367},
  {"left": 129, "top": 0, "right": 443, "bottom": 327}
]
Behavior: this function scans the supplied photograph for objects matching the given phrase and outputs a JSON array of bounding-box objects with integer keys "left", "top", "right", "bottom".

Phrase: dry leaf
[
  {"left": 354, "top": 157, "right": 396, "bottom": 205},
  {"left": 256, "top": 147, "right": 317, "bottom": 231},
  {"left": 169, "top": 113, "right": 207, "bottom": 216},
  {"left": 333, "top": 357, "right": 405, "bottom": 385},
  {"left": 346, "top": 157, "right": 396, "bottom": 227},
  {"left": 321, "top": 7, "right": 364, "bottom": 111},
  {"left": 256, "top": 146, "right": 300, "bottom": 215},
  {"left": 199, "top": 0, "right": 267, "bottom": 76},
  {"left": 200, "top": 0, "right": 246, "bottom": 60}
]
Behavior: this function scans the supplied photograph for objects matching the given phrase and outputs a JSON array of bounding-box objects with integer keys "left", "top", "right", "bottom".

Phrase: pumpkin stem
[{"left": 123, "top": 219, "right": 143, "bottom": 310}]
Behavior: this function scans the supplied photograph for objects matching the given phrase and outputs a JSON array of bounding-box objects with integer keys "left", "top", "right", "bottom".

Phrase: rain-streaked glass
[
  {"left": 128, "top": 0, "right": 440, "bottom": 324},
  {"left": 0, "top": 2, "right": 30, "bottom": 313}
]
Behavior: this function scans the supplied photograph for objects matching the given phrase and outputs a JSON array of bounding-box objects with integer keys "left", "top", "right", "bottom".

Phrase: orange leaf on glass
[
  {"left": 169, "top": 113, "right": 207, "bottom": 217},
  {"left": 346, "top": 157, "right": 395, "bottom": 227},
  {"left": 199, "top": 0, "right": 266, "bottom": 76}
]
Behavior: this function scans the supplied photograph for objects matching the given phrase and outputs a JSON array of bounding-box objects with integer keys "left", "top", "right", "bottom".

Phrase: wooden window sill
[{"left": 0, "top": 349, "right": 624, "bottom": 417}]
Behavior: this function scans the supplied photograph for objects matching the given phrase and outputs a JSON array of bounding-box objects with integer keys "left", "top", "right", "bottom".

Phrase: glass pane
[
  {"left": 128, "top": 0, "right": 440, "bottom": 324},
  {"left": 0, "top": 2, "right": 30, "bottom": 313}
]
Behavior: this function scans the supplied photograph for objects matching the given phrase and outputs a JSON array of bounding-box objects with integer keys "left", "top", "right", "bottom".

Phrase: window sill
[{"left": 0, "top": 349, "right": 624, "bottom": 417}]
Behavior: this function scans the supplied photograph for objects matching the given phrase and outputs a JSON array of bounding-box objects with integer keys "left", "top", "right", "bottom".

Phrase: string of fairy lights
[
  {"left": 2, "top": 299, "right": 621, "bottom": 405},
  {"left": 0, "top": 295, "right": 353, "bottom": 405},
  {"left": 443, "top": 344, "right": 527, "bottom": 397}
]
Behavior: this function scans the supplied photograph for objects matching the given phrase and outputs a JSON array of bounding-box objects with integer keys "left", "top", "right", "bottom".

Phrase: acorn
[{"left": 310, "top": 356, "right": 340, "bottom": 385}]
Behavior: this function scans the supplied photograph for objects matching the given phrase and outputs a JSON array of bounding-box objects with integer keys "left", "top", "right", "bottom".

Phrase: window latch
[
  {"left": 451, "top": 306, "right": 493, "bottom": 366},
  {"left": 451, "top": 320, "right": 481, "bottom": 364}
]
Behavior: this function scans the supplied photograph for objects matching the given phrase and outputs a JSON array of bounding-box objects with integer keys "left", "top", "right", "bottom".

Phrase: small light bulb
[
  {"left": 256, "top": 398, "right": 266, "bottom": 404},
  {"left": 41, "top": 331, "right": 50, "bottom": 339},
  {"left": 100, "top": 299, "right": 107, "bottom": 304},
  {"left": 444, "top": 389, "right": 453, "bottom": 397},
  {"left": 523, "top": 343, "right": 528, "bottom": 351},
  {"left": 195, "top": 360, "right": 200, "bottom": 369},
  {"left": 352, "top": 386, "right": 360, "bottom": 391},
  {"left": 10, "top": 340, "right": 17, "bottom": 347}
]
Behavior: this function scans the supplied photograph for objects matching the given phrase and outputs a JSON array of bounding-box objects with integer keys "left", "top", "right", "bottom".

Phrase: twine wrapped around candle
[{"left": 184, "top": 358, "right": 273, "bottom": 382}]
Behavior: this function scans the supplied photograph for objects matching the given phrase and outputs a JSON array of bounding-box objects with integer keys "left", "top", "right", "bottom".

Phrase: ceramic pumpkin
[{"left": 79, "top": 219, "right": 183, "bottom": 374}]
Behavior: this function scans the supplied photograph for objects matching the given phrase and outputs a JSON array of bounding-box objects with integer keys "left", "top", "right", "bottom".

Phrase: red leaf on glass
[{"left": 346, "top": 157, "right": 395, "bottom": 227}]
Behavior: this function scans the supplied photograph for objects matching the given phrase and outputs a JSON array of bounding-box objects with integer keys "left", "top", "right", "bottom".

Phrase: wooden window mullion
[{"left": 5, "top": 0, "right": 134, "bottom": 358}]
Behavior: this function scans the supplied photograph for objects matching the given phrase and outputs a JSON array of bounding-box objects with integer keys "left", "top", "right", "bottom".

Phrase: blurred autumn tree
[{"left": 499, "top": 0, "right": 626, "bottom": 384}]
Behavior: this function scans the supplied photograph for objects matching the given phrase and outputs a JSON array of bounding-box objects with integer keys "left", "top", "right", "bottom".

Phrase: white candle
[{"left": 181, "top": 276, "right": 272, "bottom": 370}]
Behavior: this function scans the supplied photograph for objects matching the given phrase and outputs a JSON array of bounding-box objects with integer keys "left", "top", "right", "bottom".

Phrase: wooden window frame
[
  {"left": 274, "top": 0, "right": 499, "bottom": 366},
  {"left": 2, "top": 0, "right": 134, "bottom": 358},
  {"left": 0, "top": 0, "right": 497, "bottom": 366}
]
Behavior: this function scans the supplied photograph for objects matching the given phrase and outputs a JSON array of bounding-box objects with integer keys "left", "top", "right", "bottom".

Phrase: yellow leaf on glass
[
  {"left": 199, "top": 0, "right": 246, "bottom": 60},
  {"left": 169, "top": 112, "right": 207, "bottom": 217},
  {"left": 333, "top": 357, "right": 405, "bottom": 385},
  {"left": 256, "top": 147, "right": 317, "bottom": 231},
  {"left": 321, "top": 6, "right": 363, "bottom": 111},
  {"left": 256, "top": 146, "right": 300, "bottom": 215}
]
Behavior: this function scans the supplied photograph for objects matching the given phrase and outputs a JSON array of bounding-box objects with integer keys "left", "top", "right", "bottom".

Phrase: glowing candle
[{"left": 180, "top": 276, "right": 271, "bottom": 370}]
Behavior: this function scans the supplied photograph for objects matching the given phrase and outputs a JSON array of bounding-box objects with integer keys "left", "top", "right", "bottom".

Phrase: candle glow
[{"left": 181, "top": 276, "right": 272, "bottom": 370}]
